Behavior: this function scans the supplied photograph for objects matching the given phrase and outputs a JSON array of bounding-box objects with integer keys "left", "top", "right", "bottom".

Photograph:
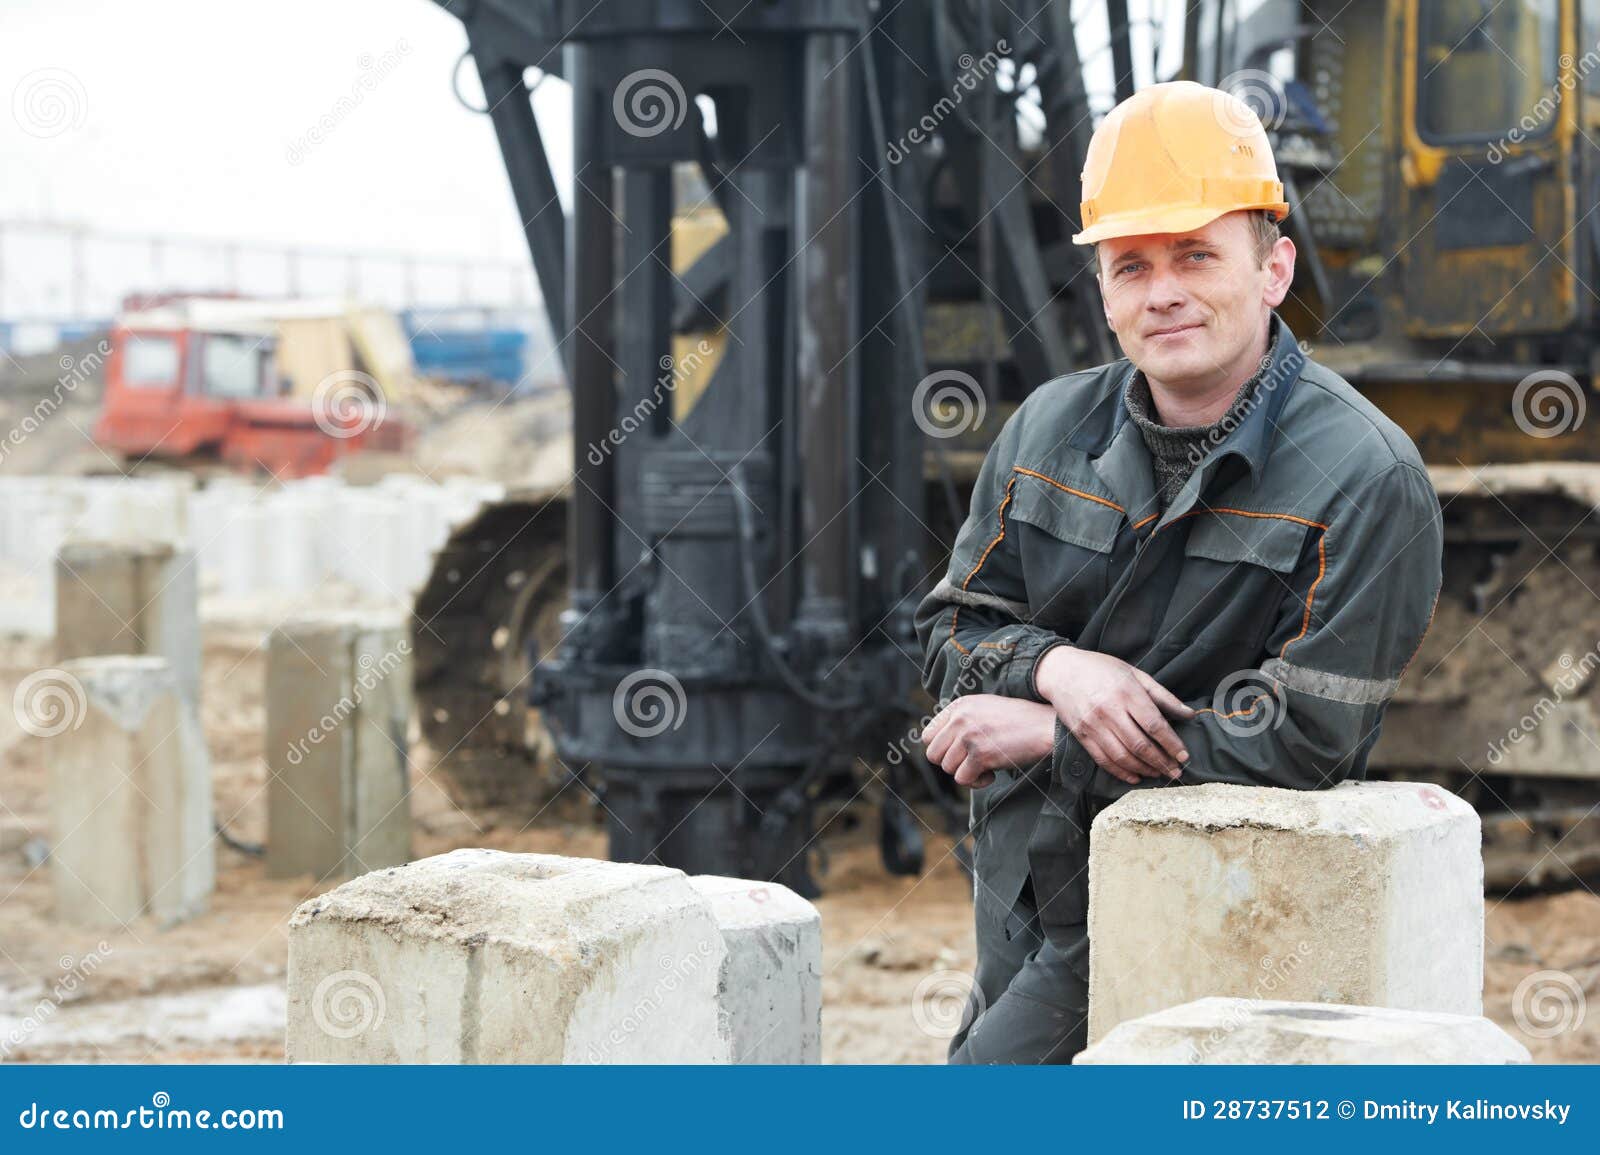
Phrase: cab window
[
  {"left": 200, "top": 334, "right": 268, "bottom": 399},
  {"left": 1418, "top": 0, "right": 1560, "bottom": 143},
  {"left": 122, "top": 334, "right": 180, "bottom": 387}
]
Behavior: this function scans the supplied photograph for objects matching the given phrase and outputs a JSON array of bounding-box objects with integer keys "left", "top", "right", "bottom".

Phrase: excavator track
[
  {"left": 1372, "top": 465, "right": 1600, "bottom": 892},
  {"left": 411, "top": 489, "right": 571, "bottom": 811},
  {"left": 409, "top": 463, "right": 1600, "bottom": 892}
]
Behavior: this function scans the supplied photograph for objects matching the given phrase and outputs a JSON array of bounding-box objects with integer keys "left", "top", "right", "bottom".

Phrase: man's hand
[
  {"left": 922, "top": 694, "right": 1056, "bottom": 789},
  {"left": 1033, "top": 646, "right": 1196, "bottom": 785}
]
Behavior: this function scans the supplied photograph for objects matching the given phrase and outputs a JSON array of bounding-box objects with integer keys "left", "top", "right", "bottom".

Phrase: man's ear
[
  {"left": 1262, "top": 235, "right": 1296, "bottom": 309},
  {"left": 1091, "top": 263, "right": 1113, "bottom": 329}
]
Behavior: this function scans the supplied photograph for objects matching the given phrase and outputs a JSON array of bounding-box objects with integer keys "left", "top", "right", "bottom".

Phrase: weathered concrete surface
[
  {"left": 1088, "top": 781, "right": 1482, "bottom": 1043},
  {"left": 55, "top": 540, "right": 201, "bottom": 715},
  {"left": 689, "top": 875, "right": 822, "bottom": 1063},
  {"left": 50, "top": 656, "right": 213, "bottom": 927},
  {"left": 286, "top": 850, "right": 730, "bottom": 1063},
  {"left": 1075, "top": 997, "right": 1531, "bottom": 1064},
  {"left": 265, "top": 613, "right": 411, "bottom": 880}
]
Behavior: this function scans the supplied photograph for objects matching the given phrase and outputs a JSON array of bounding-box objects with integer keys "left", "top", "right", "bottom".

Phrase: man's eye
[
  {"left": 1118, "top": 263, "right": 1142, "bottom": 276},
  {"left": 1187, "top": 251, "right": 1212, "bottom": 262}
]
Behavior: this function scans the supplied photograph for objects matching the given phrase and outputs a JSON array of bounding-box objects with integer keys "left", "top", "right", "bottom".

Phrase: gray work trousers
[
  {"left": 946, "top": 875, "right": 1090, "bottom": 1064},
  {"left": 947, "top": 779, "right": 1115, "bottom": 1065}
]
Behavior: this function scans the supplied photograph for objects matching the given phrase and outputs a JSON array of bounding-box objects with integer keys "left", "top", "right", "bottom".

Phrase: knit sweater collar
[{"left": 1121, "top": 317, "right": 1281, "bottom": 504}]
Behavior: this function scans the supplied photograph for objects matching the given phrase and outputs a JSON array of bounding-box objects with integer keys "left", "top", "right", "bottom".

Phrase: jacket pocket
[
  {"left": 1162, "top": 511, "right": 1321, "bottom": 669},
  {"left": 1007, "top": 469, "right": 1124, "bottom": 552},
  {"left": 1006, "top": 470, "right": 1124, "bottom": 631},
  {"left": 1181, "top": 509, "right": 1315, "bottom": 572}
]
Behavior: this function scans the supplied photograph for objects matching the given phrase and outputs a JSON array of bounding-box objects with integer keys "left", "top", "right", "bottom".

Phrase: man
[{"left": 914, "top": 81, "right": 1443, "bottom": 1064}]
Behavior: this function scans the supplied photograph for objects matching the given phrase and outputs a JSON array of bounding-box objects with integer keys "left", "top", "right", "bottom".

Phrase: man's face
[{"left": 1096, "top": 212, "right": 1295, "bottom": 394}]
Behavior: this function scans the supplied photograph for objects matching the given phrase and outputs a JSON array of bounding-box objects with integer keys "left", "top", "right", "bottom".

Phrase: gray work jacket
[{"left": 914, "top": 314, "right": 1444, "bottom": 952}]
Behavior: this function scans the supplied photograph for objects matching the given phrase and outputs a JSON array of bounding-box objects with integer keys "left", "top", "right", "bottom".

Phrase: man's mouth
[{"left": 1146, "top": 321, "right": 1203, "bottom": 339}]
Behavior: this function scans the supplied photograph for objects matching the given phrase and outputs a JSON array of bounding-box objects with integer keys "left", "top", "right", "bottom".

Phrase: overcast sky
[
  {"left": 1, "top": 0, "right": 569, "bottom": 317},
  {"left": 0, "top": 0, "right": 1178, "bottom": 321}
]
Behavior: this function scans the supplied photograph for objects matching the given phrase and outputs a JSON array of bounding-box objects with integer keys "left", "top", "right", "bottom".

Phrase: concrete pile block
[
  {"left": 72, "top": 477, "right": 190, "bottom": 545},
  {"left": 186, "top": 478, "right": 263, "bottom": 599},
  {"left": 265, "top": 612, "right": 412, "bottom": 880},
  {"left": 49, "top": 656, "right": 213, "bottom": 927},
  {"left": 1088, "top": 781, "right": 1483, "bottom": 1043},
  {"left": 285, "top": 850, "right": 824, "bottom": 1064},
  {"left": 1, "top": 477, "right": 502, "bottom": 618},
  {"left": 219, "top": 503, "right": 270, "bottom": 600},
  {"left": 320, "top": 491, "right": 382, "bottom": 592},
  {"left": 1075, "top": 997, "right": 1530, "bottom": 1064},
  {"left": 286, "top": 850, "right": 731, "bottom": 1063},
  {"left": 261, "top": 493, "right": 322, "bottom": 593},
  {"left": 689, "top": 874, "right": 822, "bottom": 1063},
  {"left": 0, "top": 481, "right": 71, "bottom": 636},
  {"left": 54, "top": 539, "right": 201, "bottom": 715}
]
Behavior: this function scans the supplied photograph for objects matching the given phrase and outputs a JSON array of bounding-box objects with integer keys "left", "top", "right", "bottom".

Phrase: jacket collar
[
  {"left": 1090, "top": 404, "right": 1159, "bottom": 530},
  {"left": 1210, "top": 312, "right": 1304, "bottom": 492},
  {"left": 1070, "top": 311, "right": 1303, "bottom": 496}
]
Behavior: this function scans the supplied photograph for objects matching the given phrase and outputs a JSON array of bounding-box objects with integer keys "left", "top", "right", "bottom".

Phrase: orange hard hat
[{"left": 1072, "top": 80, "right": 1290, "bottom": 245}]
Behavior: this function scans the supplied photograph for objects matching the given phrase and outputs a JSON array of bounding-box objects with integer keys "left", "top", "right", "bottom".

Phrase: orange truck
[{"left": 93, "top": 300, "right": 411, "bottom": 478}]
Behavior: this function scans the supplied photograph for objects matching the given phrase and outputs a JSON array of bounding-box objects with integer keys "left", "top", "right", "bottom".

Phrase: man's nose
[{"left": 1144, "top": 265, "right": 1187, "bottom": 312}]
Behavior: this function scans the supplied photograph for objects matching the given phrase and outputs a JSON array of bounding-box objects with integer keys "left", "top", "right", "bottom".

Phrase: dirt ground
[{"left": 0, "top": 629, "right": 1596, "bottom": 1064}]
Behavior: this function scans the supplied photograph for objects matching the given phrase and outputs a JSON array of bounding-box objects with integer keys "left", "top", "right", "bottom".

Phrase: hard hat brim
[{"left": 1072, "top": 200, "right": 1289, "bottom": 246}]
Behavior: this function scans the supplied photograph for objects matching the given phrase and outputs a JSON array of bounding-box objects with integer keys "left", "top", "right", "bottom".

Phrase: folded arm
[
  {"left": 1067, "top": 462, "right": 1444, "bottom": 795},
  {"left": 913, "top": 406, "right": 1071, "bottom": 707}
]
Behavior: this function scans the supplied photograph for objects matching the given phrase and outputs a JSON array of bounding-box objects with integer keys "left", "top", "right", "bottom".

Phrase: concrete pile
[
  {"left": 45, "top": 539, "right": 213, "bottom": 927},
  {"left": 1086, "top": 780, "right": 1483, "bottom": 1044},
  {"left": 48, "top": 656, "right": 213, "bottom": 927},
  {"left": 189, "top": 474, "right": 499, "bottom": 602},
  {"left": 285, "top": 850, "right": 821, "bottom": 1064},
  {"left": 1068, "top": 778, "right": 1510, "bottom": 1064},
  {"left": 55, "top": 539, "right": 201, "bottom": 716},
  {"left": 264, "top": 613, "right": 412, "bottom": 881},
  {"left": 689, "top": 875, "right": 823, "bottom": 1063},
  {"left": 0, "top": 477, "right": 189, "bottom": 636},
  {"left": 1075, "top": 997, "right": 1529, "bottom": 1064},
  {"left": 0, "top": 474, "right": 503, "bottom": 636}
]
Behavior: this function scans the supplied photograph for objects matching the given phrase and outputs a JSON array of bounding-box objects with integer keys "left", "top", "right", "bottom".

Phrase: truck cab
[{"left": 95, "top": 300, "right": 408, "bottom": 476}]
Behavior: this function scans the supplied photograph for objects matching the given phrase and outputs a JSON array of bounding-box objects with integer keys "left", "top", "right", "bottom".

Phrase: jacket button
[{"left": 1069, "top": 753, "right": 1089, "bottom": 777}]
